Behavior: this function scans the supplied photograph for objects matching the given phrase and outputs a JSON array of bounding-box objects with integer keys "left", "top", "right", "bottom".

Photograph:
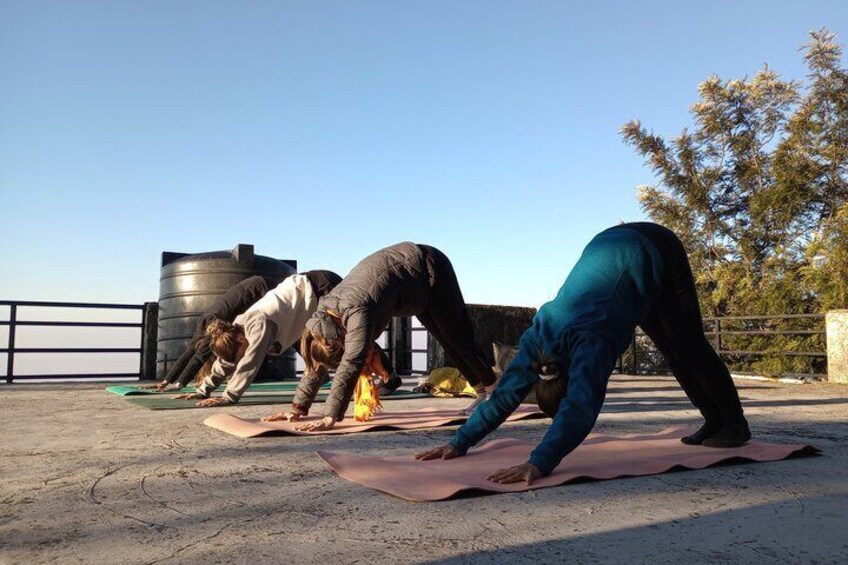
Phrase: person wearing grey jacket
[{"left": 273, "top": 242, "right": 497, "bottom": 430}]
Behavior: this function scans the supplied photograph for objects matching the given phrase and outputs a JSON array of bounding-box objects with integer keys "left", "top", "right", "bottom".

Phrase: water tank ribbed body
[{"left": 156, "top": 244, "right": 298, "bottom": 381}]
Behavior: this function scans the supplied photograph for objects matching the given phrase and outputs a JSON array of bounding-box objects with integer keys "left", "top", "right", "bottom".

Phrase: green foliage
[{"left": 621, "top": 29, "right": 846, "bottom": 377}]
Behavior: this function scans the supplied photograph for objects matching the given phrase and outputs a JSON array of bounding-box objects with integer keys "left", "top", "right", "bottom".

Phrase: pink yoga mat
[
  {"left": 204, "top": 406, "right": 545, "bottom": 438},
  {"left": 317, "top": 427, "right": 818, "bottom": 501}
]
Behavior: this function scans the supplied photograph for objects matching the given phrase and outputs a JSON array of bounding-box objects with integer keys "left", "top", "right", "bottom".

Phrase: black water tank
[{"left": 156, "top": 244, "right": 298, "bottom": 381}]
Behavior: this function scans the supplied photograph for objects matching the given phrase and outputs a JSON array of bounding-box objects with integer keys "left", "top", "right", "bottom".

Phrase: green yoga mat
[
  {"left": 106, "top": 381, "right": 320, "bottom": 396},
  {"left": 123, "top": 389, "right": 432, "bottom": 410}
]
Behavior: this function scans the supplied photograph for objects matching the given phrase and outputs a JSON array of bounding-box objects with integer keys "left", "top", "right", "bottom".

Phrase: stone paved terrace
[{"left": 1, "top": 375, "right": 846, "bottom": 564}]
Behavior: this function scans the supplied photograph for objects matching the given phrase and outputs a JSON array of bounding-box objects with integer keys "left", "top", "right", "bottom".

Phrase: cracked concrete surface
[{"left": 1, "top": 375, "right": 846, "bottom": 564}]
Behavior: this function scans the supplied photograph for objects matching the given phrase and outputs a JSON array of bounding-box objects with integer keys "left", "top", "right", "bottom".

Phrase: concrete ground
[{"left": 0, "top": 375, "right": 846, "bottom": 565}]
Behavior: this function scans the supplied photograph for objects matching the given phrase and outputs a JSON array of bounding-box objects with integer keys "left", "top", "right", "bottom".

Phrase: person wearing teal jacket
[{"left": 416, "top": 222, "right": 750, "bottom": 484}]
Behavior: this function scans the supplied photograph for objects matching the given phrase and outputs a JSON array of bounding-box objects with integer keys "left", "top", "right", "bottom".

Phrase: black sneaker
[
  {"left": 378, "top": 373, "right": 403, "bottom": 396},
  {"left": 701, "top": 419, "right": 752, "bottom": 448},
  {"left": 681, "top": 421, "right": 723, "bottom": 445}
]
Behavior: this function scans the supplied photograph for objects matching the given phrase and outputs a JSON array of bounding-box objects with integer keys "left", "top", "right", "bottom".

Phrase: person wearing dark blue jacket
[{"left": 415, "top": 222, "right": 750, "bottom": 484}]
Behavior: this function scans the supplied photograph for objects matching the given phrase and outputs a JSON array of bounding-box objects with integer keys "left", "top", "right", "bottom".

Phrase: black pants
[
  {"left": 163, "top": 322, "right": 212, "bottom": 387},
  {"left": 417, "top": 245, "right": 497, "bottom": 388},
  {"left": 619, "top": 223, "right": 746, "bottom": 426}
]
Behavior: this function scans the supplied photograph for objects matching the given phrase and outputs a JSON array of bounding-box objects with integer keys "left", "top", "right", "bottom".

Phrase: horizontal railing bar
[
  {"left": 703, "top": 314, "right": 824, "bottom": 321},
  {"left": 0, "top": 321, "right": 143, "bottom": 328},
  {"left": 712, "top": 330, "right": 825, "bottom": 336},
  {"left": 637, "top": 345, "right": 826, "bottom": 357},
  {"left": 1, "top": 373, "right": 141, "bottom": 381},
  {"left": 719, "top": 350, "right": 826, "bottom": 357},
  {"left": 0, "top": 348, "right": 142, "bottom": 354},
  {"left": 0, "top": 300, "right": 143, "bottom": 310}
]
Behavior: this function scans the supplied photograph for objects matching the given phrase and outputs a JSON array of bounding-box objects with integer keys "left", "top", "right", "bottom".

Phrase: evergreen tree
[{"left": 620, "top": 29, "right": 847, "bottom": 376}]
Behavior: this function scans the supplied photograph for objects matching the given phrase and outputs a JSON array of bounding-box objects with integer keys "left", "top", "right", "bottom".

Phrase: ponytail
[{"left": 205, "top": 318, "right": 243, "bottom": 363}]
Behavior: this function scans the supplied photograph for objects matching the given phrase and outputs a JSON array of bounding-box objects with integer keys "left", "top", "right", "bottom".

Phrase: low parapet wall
[{"left": 427, "top": 303, "right": 536, "bottom": 371}]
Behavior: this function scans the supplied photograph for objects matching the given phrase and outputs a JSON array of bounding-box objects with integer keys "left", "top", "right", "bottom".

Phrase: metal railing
[
  {"left": 0, "top": 300, "right": 146, "bottom": 383},
  {"left": 378, "top": 318, "right": 430, "bottom": 376},
  {"left": 1, "top": 298, "right": 829, "bottom": 382},
  {"left": 618, "top": 313, "right": 827, "bottom": 379}
]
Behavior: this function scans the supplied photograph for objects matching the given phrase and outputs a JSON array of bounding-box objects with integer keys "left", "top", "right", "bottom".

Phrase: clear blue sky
[{"left": 2, "top": 1, "right": 846, "bottom": 308}]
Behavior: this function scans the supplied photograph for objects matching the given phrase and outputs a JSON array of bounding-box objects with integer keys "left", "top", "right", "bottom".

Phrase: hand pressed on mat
[
  {"left": 196, "top": 397, "right": 232, "bottom": 408},
  {"left": 487, "top": 463, "right": 542, "bottom": 485},
  {"left": 295, "top": 416, "right": 336, "bottom": 432},
  {"left": 141, "top": 380, "right": 170, "bottom": 391},
  {"left": 173, "top": 392, "right": 204, "bottom": 400},
  {"left": 262, "top": 411, "right": 302, "bottom": 423},
  {"left": 414, "top": 445, "right": 460, "bottom": 461}
]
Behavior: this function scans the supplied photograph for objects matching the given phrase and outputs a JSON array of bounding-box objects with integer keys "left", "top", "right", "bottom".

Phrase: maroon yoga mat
[
  {"left": 204, "top": 405, "right": 545, "bottom": 438},
  {"left": 317, "top": 426, "right": 819, "bottom": 501}
]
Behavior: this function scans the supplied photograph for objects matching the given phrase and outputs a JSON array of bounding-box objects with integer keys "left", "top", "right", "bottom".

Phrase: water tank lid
[
  {"left": 232, "top": 244, "right": 254, "bottom": 264},
  {"left": 161, "top": 252, "right": 190, "bottom": 267},
  {"left": 161, "top": 244, "right": 296, "bottom": 270}
]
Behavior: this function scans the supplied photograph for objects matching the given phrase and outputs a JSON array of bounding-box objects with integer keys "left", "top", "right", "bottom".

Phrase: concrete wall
[
  {"left": 427, "top": 303, "right": 536, "bottom": 371},
  {"left": 826, "top": 310, "right": 848, "bottom": 384}
]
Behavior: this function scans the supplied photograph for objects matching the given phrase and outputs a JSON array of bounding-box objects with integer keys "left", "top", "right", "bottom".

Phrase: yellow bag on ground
[{"left": 425, "top": 367, "right": 477, "bottom": 398}]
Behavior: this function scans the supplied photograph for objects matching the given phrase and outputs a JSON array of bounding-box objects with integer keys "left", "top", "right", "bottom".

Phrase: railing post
[
  {"left": 391, "top": 316, "right": 412, "bottom": 375},
  {"left": 6, "top": 304, "right": 16, "bottom": 384},
  {"left": 385, "top": 317, "right": 393, "bottom": 360},
  {"left": 715, "top": 318, "right": 722, "bottom": 353},
  {"left": 140, "top": 302, "right": 159, "bottom": 381}
]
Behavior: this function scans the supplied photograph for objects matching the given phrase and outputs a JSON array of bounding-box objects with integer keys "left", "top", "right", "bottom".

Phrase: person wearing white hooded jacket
[{"left": 174, "top": 270, "right": 341, "bottom": 407}]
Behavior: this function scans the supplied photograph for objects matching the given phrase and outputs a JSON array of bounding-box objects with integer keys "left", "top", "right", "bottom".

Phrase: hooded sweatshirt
[{"left": 450, "top": 225, "right": 665, "bottom": 476}]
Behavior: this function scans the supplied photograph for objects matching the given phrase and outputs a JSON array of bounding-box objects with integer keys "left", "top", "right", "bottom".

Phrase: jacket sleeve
[
  {"left": 196, "top": 358, "right": 231, "bottom": 398},
  {"left": 290, "top": 364, "right": 330, "bottom": 415},
  {"left": 219, "top": 318, "right": 275, "bottom": 403},
  {"left": 450, "top": 330, "right": 540, "bottom": 454},
  {"left": 526, "top": 330, "right": 616, "bottom": 476},
  {"left": 323, "top": 306, "right": 374, "bottom": 420}
]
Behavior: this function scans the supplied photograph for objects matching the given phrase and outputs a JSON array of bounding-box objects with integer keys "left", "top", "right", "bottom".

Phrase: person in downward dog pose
[
  {"left": 173, "top": 270, "right": 342, "bottom": 407},
  {"left": 265, "top": 242, "right": 497, "bottom": 430},
  {"left": 416, "top": 222, "right": 750, "bottom": 484},
  {"left": 149, "top": 275, "right": 280, "bottom": 391}
]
